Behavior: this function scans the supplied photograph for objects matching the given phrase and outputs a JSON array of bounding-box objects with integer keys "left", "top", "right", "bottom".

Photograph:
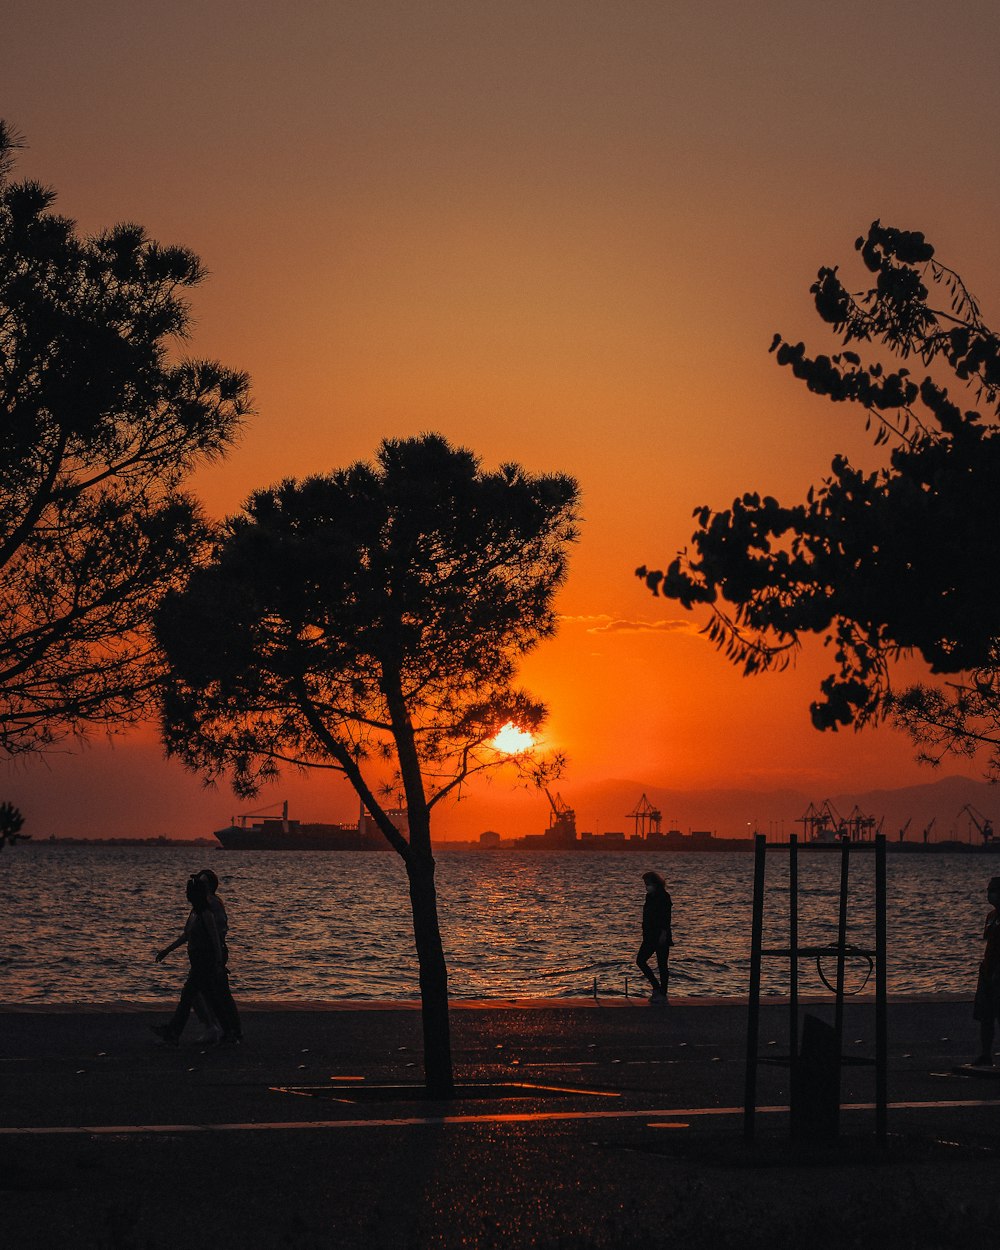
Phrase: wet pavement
[{"left": 3, "top": 998, "right": 1000, "bottom": 1247}]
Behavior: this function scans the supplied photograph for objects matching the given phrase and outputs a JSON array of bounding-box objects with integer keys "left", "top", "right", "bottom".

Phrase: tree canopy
[
  {"left": 0, "top": 122, "right": 251, "bottom": 754},
  {"left": 156, "top": 434, "right": 579, "bottom": 820},
  {"left": 638, "top": 222, "right": 1000, "bottom": 771},
  {"left": 157, "top": 433, "right": 580, "bottom": 1092}
]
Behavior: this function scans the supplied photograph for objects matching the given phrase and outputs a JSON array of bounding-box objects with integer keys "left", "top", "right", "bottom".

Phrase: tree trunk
[{"left": 406, "top": 850, "right": 454, "bottom": 1098}]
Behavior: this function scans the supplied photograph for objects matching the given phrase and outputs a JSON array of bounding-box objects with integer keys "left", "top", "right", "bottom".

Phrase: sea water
[{"left": 0, "top": 845, "right": 991, "bottom": 1003}]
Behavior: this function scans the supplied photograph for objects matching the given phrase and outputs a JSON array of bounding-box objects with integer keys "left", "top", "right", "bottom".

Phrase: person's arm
[
  {"left": 984, "top": 912, "right": 1000, "bottom": 972},
  {"left": 657, "top": 895, "right": 672, "bottom": 947},
  {"left": 154, "top": 934, "right": 186, "bottom": 963}
]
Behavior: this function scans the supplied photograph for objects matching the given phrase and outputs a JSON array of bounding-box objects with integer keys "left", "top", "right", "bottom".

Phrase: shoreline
[
  {"left": 0, "top": 990, "right": 973, "bottom": 1012},
  {"left": 14, "top": 839, "right": 999, "bottom": 852}
]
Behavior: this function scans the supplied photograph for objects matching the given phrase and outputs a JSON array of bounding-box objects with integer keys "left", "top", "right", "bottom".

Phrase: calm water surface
[{"left": 0, "top": 846, "right": 992, "bottom": 1003}]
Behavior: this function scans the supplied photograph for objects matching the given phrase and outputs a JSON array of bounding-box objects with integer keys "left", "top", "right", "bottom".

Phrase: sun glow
[{"left": 490, "top": 722, "right": 536, "bottom": 754}]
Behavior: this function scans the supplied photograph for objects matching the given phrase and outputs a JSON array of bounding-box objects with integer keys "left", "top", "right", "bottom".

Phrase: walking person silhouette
[
  {"left": 636, "top": 870, "right": 673, "bottom": 1005},
  {"left": 197, "top": 868, "right": 242, "bottom": 1044},
  {"left": 972, "top": 875, "right": 1000, "bottom": 1066}
]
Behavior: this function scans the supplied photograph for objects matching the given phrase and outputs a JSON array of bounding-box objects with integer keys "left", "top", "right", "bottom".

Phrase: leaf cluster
[
  {"left": 0, "top": 799, "right": 25, "bottom": 848},
  {"left": 769, "top": 221, "right": 999, "bottom": 447},
  {"left": 0, "top": 122, "right": 251, "bottom": 753},
  {"left": 157, "top": 435, "right": 580, "bottom": 852},
  {"left": 638, "top": 222, "right": 1000, "bottom": 742},
  {"left": 888, "top": 655, "right": 1000, "bottom": 781}
]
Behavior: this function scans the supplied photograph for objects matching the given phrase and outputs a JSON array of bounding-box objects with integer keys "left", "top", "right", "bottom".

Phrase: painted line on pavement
[{"left": 2, "top": 1098, "right": 1000, "bottom": 1136}]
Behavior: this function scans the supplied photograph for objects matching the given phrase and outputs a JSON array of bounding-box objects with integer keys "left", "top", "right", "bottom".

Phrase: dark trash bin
[{"left": 791, "top": 1013, "right": 840, "bottom": 1140}]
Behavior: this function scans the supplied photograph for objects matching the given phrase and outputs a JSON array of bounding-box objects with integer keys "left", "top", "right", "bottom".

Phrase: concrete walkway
[{"left": 3, "top": 998, "right": 999, "bottom": 1248}]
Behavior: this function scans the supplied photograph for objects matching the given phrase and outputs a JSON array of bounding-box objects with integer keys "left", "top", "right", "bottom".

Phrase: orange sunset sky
[{"left": 3, "top": 1, "right": 1000, "bottom": 839}]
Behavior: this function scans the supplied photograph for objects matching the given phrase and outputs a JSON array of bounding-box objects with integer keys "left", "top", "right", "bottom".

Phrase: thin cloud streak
[{"left": 559, "top": 614, "right": 703, "bottom": 637}]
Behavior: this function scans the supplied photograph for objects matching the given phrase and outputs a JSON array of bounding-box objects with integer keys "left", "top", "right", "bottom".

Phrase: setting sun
[{"left": 490, "top": 722, "right": 536, "bottom": 754}]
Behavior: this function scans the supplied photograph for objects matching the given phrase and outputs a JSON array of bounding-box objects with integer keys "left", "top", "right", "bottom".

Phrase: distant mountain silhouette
[{"left": 564, "top": 774, "right": 996, "bottom": 843}]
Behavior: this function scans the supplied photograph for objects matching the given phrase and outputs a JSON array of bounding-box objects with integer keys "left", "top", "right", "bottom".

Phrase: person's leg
[
  {"left": 636, "top": 940, "right": 661, "bottom": 994},
  {"left": 210, "top": 968, "right": 242, "bottom": 1041},
  {"left": 655, "top": 945, "right": 670, "bottom": 998},
  {"left": 161, "top": 967, "right": 204, "bottom": 1039},
  {"left": 193, "top": 992, "right": 219, "bottom": 1029},
  {"left": 973, "top": 970, "right": 995, "bottom": 1063},
  {"left": 192, "top": 992, "right": 222, "bottom": 1042},
  {"left": 985, "top": 984, "right": 1000, "bottom": 1064},
  {"left": 978, "top": 1015, "right": 995, "bottom": 1064}
]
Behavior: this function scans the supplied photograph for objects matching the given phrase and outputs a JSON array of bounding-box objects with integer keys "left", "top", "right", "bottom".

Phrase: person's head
[
  {"left": 197, "top": 868, "right": 219, "bottom": 894},
  {"left": 988, "top": 877, "right": 1000, "bottom": 908},
  {"left": 186, "top": 873, "right": 208, "bottom": 907},
  {"left": 642, "top": 871, "right": 665, "bottom": 894}
]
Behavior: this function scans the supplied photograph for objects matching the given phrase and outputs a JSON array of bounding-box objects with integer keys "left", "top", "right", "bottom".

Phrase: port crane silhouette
[
  {"left": 959, "top": 804, "right": 994, "bottom": 845},
  {"left": 544, "top": 789, "right": 577, "bottom": 842},
  {"left": 627, "top": 793, "right": 662, "bottom": 840},
  {"left": 796, "top": 800, "right": 842, "bottom": 842},
  {"left": 797, "top": 800, "right": 879, "bottom": 843}
]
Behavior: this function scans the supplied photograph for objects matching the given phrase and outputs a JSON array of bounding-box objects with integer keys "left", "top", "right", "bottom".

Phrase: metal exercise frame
[{"left": 743, "top": 832, "right": 887, "bottom": 1142}]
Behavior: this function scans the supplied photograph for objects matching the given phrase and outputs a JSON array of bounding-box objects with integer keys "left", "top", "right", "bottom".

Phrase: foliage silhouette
[
  {"left": 0, "top": 122, "right": 250, "bottom": 755},
  {"left": 638, "top": 222, "right": 1000, "bottom": 774},
  {"left": 0, "top": 800, "right": 25, "bottom": 849},
  {"left": 157, "top": 434, "right": 580, "bottom": 1094}
]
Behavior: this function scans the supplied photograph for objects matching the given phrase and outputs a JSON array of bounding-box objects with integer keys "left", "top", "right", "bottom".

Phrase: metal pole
[
  {"left": 875, "top": 832, "right": 888, "bottom": 1144},
  {"left": 789, "top": 834, "right": 799, "bottom": 1079},
  {"left": 744, "top": 833, "right": 767, "bottom": 1140},
  {"left": 833, "top": 838, "right": 850, "bottom": 1129}
]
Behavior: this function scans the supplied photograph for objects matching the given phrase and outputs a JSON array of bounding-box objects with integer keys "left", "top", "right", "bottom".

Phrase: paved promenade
[{"left": 3, "top": 997, "right": 1000, "bottom": 1248}]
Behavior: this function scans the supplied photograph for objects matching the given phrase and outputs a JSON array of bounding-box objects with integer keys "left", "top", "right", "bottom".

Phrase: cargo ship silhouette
[{"left": 213, "top": 801, "right": 400, "bottom": 850}]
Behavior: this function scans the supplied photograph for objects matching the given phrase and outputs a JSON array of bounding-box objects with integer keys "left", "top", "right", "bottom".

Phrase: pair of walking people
[{"left": 153, "top": 869, "right": 242, "bottom": 1046}]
